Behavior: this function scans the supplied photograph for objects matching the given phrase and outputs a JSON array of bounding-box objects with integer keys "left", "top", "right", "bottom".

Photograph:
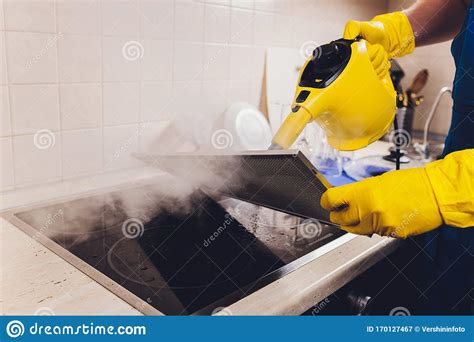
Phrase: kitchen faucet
[{"left": 414, "top": 86, "right": 452, "bottom": 161}]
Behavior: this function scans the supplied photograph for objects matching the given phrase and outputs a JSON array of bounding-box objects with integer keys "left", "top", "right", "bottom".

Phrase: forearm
[{"left": 404, "top": 0, "right": 469, "bottom": 46}]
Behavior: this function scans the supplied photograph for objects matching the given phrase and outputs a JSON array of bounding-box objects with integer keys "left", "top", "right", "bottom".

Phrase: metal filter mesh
[{"left": 133, "top": 150, "right": 333, "bottom": 225}]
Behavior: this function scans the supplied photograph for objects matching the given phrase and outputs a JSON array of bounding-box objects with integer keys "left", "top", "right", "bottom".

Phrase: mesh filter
[{"left": 133, "top": 150, "right": 333, "bottom": 225}]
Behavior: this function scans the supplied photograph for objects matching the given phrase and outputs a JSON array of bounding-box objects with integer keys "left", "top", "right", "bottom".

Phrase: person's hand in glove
[
  {"left": 320, "top": 149, "right": 474, "bottom": 238},
  {"left": 343, "top": 12, "right": 416, "bottom": 78}
]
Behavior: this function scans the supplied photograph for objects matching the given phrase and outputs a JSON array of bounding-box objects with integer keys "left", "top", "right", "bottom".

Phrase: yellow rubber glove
[
  {"left": 425, "top": 149, "right": 474, "bottom": 227},
  {"left": 343, "top": 12, "right": 416, "bottom": 78},
  {"left": 320, "top": 149, "right": 474, "bottom": 238}
]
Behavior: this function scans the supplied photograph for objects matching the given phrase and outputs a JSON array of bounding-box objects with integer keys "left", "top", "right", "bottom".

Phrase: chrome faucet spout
[
  {"left": 415, "top": 87, "right": 452, "bottom": 161},
  {"left": 423, "top": 87, "right": 452, "bottom": 146}
]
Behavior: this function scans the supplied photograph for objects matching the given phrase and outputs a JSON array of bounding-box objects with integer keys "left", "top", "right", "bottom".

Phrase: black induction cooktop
[{"left": 15, "top": 180, "right": 345, "bottom": 315}]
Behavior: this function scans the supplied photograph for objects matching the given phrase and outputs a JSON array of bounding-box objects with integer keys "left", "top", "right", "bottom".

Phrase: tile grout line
[
  {"left": 99, "top": 0, "right": 106, "bottom": 173},
  {"left": 137, "top": 0, "right": 143, "bottom": 151},
  {"left": 3, "top": 0, "right": 16, "bottom": 189},
  {"left": 54, "top": 0, "right": 64, "bottom": 184}
]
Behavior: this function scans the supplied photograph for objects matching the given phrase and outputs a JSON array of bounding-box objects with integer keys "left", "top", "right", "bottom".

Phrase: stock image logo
[
  {"left": 233, "top": 201, "right": 254, "bottom": 218},
  {"left": 122, "top": 40, "right": 144, "bottom": 61},
  {"left": 203, "top": 213, "right": 235, "bottom": 247},
  {"left": 300, "top": 41, "right": 320, "bottom": 60},
  {"left": 3, "top": 320, "right": 147, "bottom": 338},
  {"left": 311, "top": 297, "right": 331, "bottom": 315},
  {"left": 389, "top": 306, "right": 411, "bottom": 316},
  {"left": 389, "top": 129, "right": 411, "bottom": 149},
  {"left": 122, "top": 218, "right": 145, "bottom": 239},
  {"left": 211, "top": 129, "right": 233, "bottom": 150},
  {"left": 34, "top": 307, "right": 55, "bottom": 316},
  {"left": 6, "top": 320, "right": 25, "bottom": 338},
  {"left": 298, "top": 219, "right": 323, "bottom": 239},
  {"left": 33, "top": 129, "right": 56, "bottom": 150}
]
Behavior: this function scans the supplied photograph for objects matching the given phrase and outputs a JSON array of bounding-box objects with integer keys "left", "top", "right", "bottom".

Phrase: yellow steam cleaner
[{"left": 270, "top": 38, "right": 396, "bottom": 151}]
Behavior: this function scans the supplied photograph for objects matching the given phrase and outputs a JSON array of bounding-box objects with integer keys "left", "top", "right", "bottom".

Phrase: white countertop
[{"left": 1, "top": 141, "right": 401, "bottom": 315}]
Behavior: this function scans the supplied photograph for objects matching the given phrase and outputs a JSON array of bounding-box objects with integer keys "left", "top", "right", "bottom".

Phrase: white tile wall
[
  {"left": 60, "top": 83, "right": 102, "bottom": 130},
  {"left": 204, "top": 4, "right": 230, "bottom": 43},
  {"left": 174, "top": 0, "right": 204, "bottom": 41},
  {"left": 10, "top": 84, "right": 60, "bottom": 135},
  {"left": 140, "top": 81, "right": 173, "bottom": 121},
  {"left": 6, "top": 31, "right": 58, "bottom": 83},
  {"left": 101, "top": 0, "right": 140, "bottom": 36},
  {"left": 231, "top": 0, "right": 253, "bottom": 10},
  {"left": 203, "top": 44, "right": 230, "bottom": 80},
  {"left": 0, "top": 33, "right": 8, "bottom": 84},
  {"left": 253, "top": 11, "right": 273, "bottom": 45},
  {"left": 0, "top": 136, "right": 14, "bottom": 190},
  {"left": 1, "top": 0, "right": 388, "bottom": 192},
  {"left": 230, "top": 45, "right": 261, "bottom": 81},
  {"left": 173, "top": 41, "right": 204, "bottom": 80},
  {"left": 4, "top": 0, "right": 56, "bottom": 33},
  {"left": 140, "top": 39, "right": 173, "bottom": 80},
  {"left": 0, "top": 85, "right": 10, "bottom": 136},
  {"left": 0, "top": 0, "right": 4, "bottom": 30},
  {"left": 140, "top": 0, "right": 174, "bottom": 39},
  {"left": 62, "top": 128, "right": 102, "bottom": 178},
  {"left": 230, "top": 7, "right": 253, "bottom": 44},
  {"left": 13, "top": 132, "right": 61, "bottom": 186},
  {"left": 58, "top": 35, "right": 102, "bottom": 82},
  {"left": 103, "top": 82, "right": 140, "bottom": 125},
  {"left": 103, "top": 124, "right": 140, "bottom": 170},
  {"left": 57, "top": 0, "right": 101, "bottom": 35},
  {"left": 102, "top": 36, "right": 141, "bottom": 81},
  {"left": 138, "top": 120, "right": 171, "bottom": 151}
]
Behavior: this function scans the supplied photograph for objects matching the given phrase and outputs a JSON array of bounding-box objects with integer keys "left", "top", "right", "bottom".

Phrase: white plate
[{"left": 224, "top": 102, "right": 272, "bottom": 150}]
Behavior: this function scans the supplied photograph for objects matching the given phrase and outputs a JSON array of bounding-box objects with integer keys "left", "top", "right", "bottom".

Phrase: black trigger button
[
  {"left": 291, "top": 105, "right": 301, "bottom": 113},
  {"left": 296, "top": 90, "right": 310, "bottom": 103}
]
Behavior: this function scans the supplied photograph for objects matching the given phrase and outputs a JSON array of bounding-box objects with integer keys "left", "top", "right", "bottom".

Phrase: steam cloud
[{"left": 18, "top": 121, "right": 245, "bottom": 243}]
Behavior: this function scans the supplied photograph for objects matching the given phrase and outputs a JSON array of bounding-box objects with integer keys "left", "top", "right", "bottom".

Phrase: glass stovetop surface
[{"left": 15, "top": 181, "right": 344, "bottom": 315}]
